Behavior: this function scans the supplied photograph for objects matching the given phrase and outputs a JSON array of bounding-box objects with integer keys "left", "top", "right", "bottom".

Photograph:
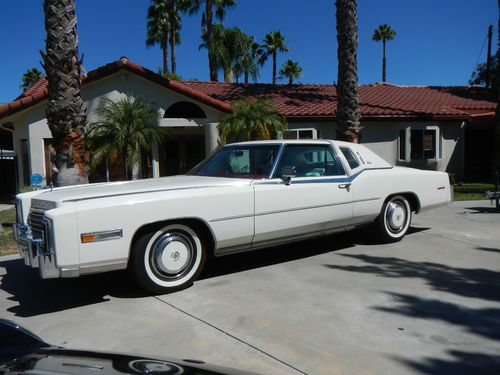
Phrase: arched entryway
[{"left": 157, "top": 102, "right": 207, "bottom": 176}]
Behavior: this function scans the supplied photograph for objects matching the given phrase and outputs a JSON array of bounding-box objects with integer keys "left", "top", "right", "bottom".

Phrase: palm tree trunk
[
  {"left": 289, "top": 77, "right": 293, "bottom": 85},
  {"left": 223, "top": 68, "right": 233, "bottom": 83},
  {"left": 162, "top": 34, "right": 169, "bottom": 74},
  {"left": 494, "top": 0, "right": 500, "bottom": 173},
  {"left": 169, "top": 0, "right": 176, "bottom": 74},
  {"left": 206, "top": 0, "right": 217, "bottom": 81},
  {"left": 335, "top": 0, "right": 362, "bottom": 143},
  {"left": 42, "top": 0, "right": 88, "bottom": 186},
  {"left": 169, "top": 32, "right": 176, "bottom": 74},
  {"left": 382, "top": 38, "right": 387, "bottom": 82},
  {"left": 272, "top": 51, "right": 277, "bottom": 84},
  {"left": 244, "top": 71, "right": 249, "bottom": 83}
]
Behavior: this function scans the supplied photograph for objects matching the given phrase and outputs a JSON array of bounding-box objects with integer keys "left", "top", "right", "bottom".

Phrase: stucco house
[{"left": 0, "top": 57, "right": 496, "bottom": 190}]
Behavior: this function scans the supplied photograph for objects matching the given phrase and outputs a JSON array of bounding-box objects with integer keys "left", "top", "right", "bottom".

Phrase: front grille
[{"left": 28, "top": 209, "right": 46, "bottom": 240}]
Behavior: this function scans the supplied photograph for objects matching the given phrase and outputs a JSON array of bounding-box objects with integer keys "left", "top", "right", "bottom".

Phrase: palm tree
[
  {"left": 494, "top": 0, "right": 500, "bottom": 174},
  {"left": 260, "top": 31, "right": 289, "bottom": 85},
  {"left": 181, "top": 0, "right": 237, "bottom": 81},
  {"left": 41, "top": 0, "right": 88, "bottom": 186},
  {"left": 20, "top": 68, "right": 43, "bottom": 91},
  {"left": 234, "top": 36, "right": 262, "bottom": 83},
  {"left": 199, "top": 24, "right": 248, "bottom": 82},
  {"left": 218, "top": 99, "right": 287, "bottom": 143},
  {"left": 279, "top": 60, "right": 302, "bottom": 84},
  {"left": 157, "top": 67, "right": 182, "bottom": 81},
  {"left": 372, "top": 24, "right": 396, "bottom": 82},
  {"left": 147, "top": 0, "right": 170, "bottom": 74},
  {"left": 335, "top": 0, "right": 362, "bottom": 143},
  {"left": 86, "top": 97, "right": 163, "bottom": 181}
]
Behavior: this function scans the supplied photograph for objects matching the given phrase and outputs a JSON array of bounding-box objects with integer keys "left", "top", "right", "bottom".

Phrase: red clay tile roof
[
  {"left": 0, "top": 58, "right": 496, "bottom": 121},
  {"left": 183, "top": 81, "right": 497, "bottom": 120}
]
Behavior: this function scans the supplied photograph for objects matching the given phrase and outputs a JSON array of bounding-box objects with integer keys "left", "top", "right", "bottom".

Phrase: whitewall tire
[
  {"left": 375, "top": 195, "right": 412, "bottom": 242},
  {"left": 130, "top": 224, "right": 206, "bottom": 294}
]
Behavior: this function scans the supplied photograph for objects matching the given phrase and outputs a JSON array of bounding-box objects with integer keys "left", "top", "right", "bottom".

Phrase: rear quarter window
[{"left": 340, "top": 147, "right": 360, "bottom": 169}]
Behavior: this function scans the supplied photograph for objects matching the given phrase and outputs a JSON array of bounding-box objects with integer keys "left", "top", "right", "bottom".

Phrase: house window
[
  {"left": 20, "top": 139, "right": 30, "bottom": 185},
  {"left": 164, "top": 101, "right": 207, "bottom": 118},
  {"left": 399, "top": 127, "right": 439, "bottom": 161},
  {"left": 282, "top": 128, "right": 318, "bottom": 140},
  {"left": 398, "top": 129, "right": 406, "bottom": 160}
]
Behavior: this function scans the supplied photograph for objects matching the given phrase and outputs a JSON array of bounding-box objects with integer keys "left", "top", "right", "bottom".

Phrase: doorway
[{"left": 159, "top": 135, "right": 205, "bottom": 176}]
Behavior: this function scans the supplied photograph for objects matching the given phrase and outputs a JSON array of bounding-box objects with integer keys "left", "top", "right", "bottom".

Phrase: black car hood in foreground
[{"left": 0, "top": 319, "right": 258, "bottom": 375}]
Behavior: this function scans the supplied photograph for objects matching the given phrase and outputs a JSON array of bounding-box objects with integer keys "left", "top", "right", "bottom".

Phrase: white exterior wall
[
  {"left": 288, "top": 119, "right": 464, "bottom": 178},
  {"left": 6, "top": 71, "right": 226, "bottom": 186},
  {"left": 360, "top": 120, "right": 465, "bottom": 178}
]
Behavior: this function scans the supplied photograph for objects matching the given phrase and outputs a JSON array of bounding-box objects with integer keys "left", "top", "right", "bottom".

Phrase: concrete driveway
[{"left": 1, "top": 200, "right": 499, "bottom": 375}]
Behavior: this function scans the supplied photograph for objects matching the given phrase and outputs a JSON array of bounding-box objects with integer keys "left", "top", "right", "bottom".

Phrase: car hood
[
  {"left": 0, "top": 319, "right": 259, "bottom": 375},
  {"left": 1, "top": 348, "right": 259, "bottom": 375},
  {"left": 29, "top": 176, "right": 251, "bottom": 207}
]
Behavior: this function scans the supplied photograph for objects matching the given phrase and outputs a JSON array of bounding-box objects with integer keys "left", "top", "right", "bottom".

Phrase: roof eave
[{"left": 0, "top": 59, "right": 233, "bottom": 121}]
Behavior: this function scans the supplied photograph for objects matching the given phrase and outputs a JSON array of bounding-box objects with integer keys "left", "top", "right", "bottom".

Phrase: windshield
[{"left": 188, "top": 144, "right": 281, "bottom": 179}]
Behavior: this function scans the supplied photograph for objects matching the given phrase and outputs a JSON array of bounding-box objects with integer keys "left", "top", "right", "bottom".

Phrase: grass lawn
[
  {"left": 0, "top": 208, "right": 17, "bottom": 256},
  {"left": 453, "top": 183, "right": 496, "bottom": 201}
]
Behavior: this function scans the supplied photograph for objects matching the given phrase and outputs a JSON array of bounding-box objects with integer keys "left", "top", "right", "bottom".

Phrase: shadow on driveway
[
  {"left": 0, "top": 226, "right": 427, "bottom": 318},
  {"left": 395, "top": 350, "right": 500, "bottom": 375},
  {"left": 324, "top": 251, "right": 500, "bottom": 374},
  {"left": 324, "top": 252, "right": 500, "bottom": 303},
  {"left": 465, "top": 206, "right": 500, "bottom": 214}
]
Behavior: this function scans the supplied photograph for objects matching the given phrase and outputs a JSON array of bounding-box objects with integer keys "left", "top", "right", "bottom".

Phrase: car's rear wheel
[
  {"left": 374, "top": 195, "right": 412, "bottom": 242},
  {"left": 129, "top": 224, "right": 206, "bottom": 294}
]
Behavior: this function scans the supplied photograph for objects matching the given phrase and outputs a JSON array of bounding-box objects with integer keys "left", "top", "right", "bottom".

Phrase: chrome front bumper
[{"left": 13, "top": 224, "right": 61, "bottom": 279}]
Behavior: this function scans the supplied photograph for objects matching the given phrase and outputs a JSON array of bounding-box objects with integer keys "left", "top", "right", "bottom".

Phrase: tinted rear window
[{"left": 340, "top": 147, "right": 360, "bottom": 169}]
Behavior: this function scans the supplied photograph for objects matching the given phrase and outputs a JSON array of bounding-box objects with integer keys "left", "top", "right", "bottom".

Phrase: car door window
[{"left": 274, "top": 145, "right": 346, "bottom": 178}]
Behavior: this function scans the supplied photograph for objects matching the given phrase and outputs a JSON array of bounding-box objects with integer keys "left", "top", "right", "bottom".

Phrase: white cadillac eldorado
[{"left": 13, "top": 140, "right": 451, "bottom": 293}]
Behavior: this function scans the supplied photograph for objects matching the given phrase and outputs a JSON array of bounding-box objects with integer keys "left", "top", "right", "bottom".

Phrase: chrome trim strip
[
  {"left": 354, "top": 197, "right": 381, "bottom": 203},
  {"left": 256, "top": 201, "right": 352, "bottom": 217},
  {"left": 216, "top": 219, "right": 376, "bottom": 256},
  {"left": 210, "top": 197, "right": 380, "bottom": 222},
  {"left": 81, "top": 229, "right": 123, "bottom": 243},
  {"left": 78, "top": 259, "right": 128, "bottom": 275},
  {"left": 257, "top": 167, "right": 393, "bottom": 185},
  {"left": 268, "top": 143, "right": 286, "bottom": 178},
  {"left": 210, "top": 213, "right": 254, "bottom": 223}
]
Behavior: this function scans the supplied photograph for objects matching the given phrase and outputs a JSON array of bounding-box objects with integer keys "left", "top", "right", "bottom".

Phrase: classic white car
[{"left": 14, "top": 140, "right": 451, "bottom": 293}]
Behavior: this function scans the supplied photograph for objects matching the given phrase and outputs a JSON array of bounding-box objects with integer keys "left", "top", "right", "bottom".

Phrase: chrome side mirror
[{"left": 281, "top": 165, "right": 296, "bottom": 185}]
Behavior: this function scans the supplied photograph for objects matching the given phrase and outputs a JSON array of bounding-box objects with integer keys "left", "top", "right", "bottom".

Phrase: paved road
[{"left": 1, "top": 201, "right": 499, "bottom": 374}]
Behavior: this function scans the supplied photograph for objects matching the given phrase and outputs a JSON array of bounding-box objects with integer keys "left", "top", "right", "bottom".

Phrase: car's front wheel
[
  {"left": 374, "top": 195, "right": 412, "bottom": 242},
  {"left": 129, "top": 224, "right": 206, "bottom": 294}
]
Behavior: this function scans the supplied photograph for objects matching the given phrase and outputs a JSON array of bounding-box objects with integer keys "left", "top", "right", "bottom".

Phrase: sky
[{"left": 0, "top": 0, "right": 498, "bottom": 103}]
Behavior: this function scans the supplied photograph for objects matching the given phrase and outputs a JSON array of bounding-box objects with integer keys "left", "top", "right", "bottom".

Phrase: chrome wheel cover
[
  {"left": 150, "top": 231, "right": 194, "bottom": 279},
  {"left": 386, "top": 200, "right": 407, "bottom": 233},
  {"left": 128, "top": 360, "right": 183, "bottom": 375}
]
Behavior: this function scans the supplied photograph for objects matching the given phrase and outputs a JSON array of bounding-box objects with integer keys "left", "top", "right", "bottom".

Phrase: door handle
[{"left": 338, "top": 183, "right": 351, "bottom": 192}]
